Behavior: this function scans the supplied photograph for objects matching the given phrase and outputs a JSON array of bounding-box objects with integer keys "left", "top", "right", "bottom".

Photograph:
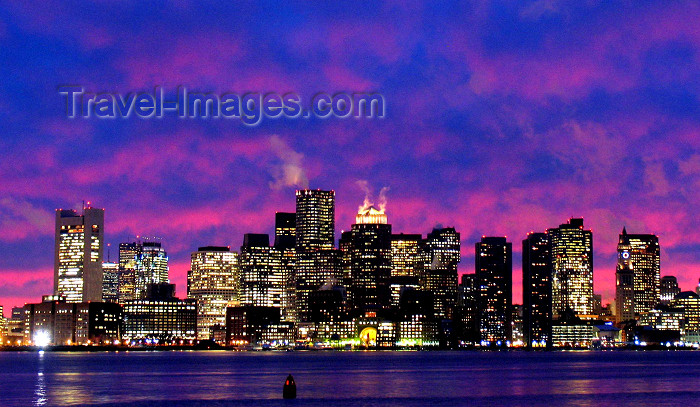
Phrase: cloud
[
  {"left": 268, "top": 135, "right": 309, "bottom": 190},
  {"left": 0, "top": 198, "right": 53, "bottom": 241},
  {"left": 0, "top": 1, "right": 699, "bottom": 307}
]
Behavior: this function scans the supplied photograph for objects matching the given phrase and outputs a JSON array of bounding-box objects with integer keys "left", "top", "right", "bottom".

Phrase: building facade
[
  {"left": 455, "top": 273, "right": 479, "bottom": 345},
  {"left": 274, "top": 212, "right": 297, "bottom": 322},
  {"left": 660, "top": 276, "right": 681, "bottom": 305},
  {"left": 54, "top": 207, "right": 104, "bottom": 302},
  {"left": 475, "top": 237, "right": 512, "bottom": 344},
  {"left": 101, "top": 261, "right": 119, "bottom": 303},
  {"left": 118, "top": 240, "right": 169, "bottom": 301},
  {"left": 122, "top": 284, "right": 197, "bottom": 342},
  {"left": 295, "top": 189, "right": 337, "bottom": 322},
  {"left": 188, "top": 246, "right": 239, "bottom": 340},
  {"left": 239, "top": 234, "right": 285, "bottom": 308},
  {"left": 522, "top": 232, "right": 552, "bottom": 347},
  {"left": 419, "top": 227, "right": 460, "bottom": 320},
  {"left": 616, "top": 228, "right": 660, "bottom": 317},
  {"left": 23, "top": 296, "right": 120, "bottom": 346},
  {"left": 346, "top": 207, "right": 392, "bottom": 313},
  {"left": 548, "top": 218, "right": 593, "bottom": 317}
]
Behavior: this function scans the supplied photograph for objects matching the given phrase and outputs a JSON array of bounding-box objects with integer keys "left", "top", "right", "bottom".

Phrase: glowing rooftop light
[{"left": 355, "top": 206, "right": 387, "bottom": 224}]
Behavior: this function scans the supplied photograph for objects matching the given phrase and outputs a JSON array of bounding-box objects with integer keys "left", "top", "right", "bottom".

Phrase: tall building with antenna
[{"left": 54, "top": 205, "right": 104, "bottom": 302}]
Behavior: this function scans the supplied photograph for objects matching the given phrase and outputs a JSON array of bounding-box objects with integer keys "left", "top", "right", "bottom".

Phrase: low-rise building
[
  {"left": 22, "top": 296, "right": 121, "bottom": 346},
  {"left": 671, "top": 291, "right": 700, "bottom": 343},
  {"left": 225, "top": 306, "right": 288, "bottom": 346},
  {"left": 122, "top": 284, "right": 197, "bottom": 343}
]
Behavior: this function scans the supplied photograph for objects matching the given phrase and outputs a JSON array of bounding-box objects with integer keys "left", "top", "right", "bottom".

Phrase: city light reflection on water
[
  {"left": 33, "top": 351, "right": 46, "bottom": 406},
  {"left": 0, "top": 351, "right": 698, "bottom": 406}
]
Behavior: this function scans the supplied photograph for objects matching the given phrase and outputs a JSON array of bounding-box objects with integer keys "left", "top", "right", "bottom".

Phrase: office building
[
  {"left": 239, "top": 234, "right": 286, "bottom": 308},
  {"left": 101, "top": 261, "right": 119, "bottom": 303},
  {"left": 118, "top": 240, "right": 169, "bottom": 301},
  {"left": 418, "top": 227, "right": 460, "bottom": 319},
  {"left": 511, "top": 305, "right": 524, "bottom": 345},
  {"left": 346, "top": 206, "right": 392, "bottom": 313},
  {"left": 391, "top": 234, "right": 421, "bottom": 278},
  {"left": 309, "top": 285, "right": 347, "bottom": 322},
  {"left": 548, "top": 218, "right": 593, "bottom": 317},
  {"left": 616, "top": 228, "right": 660, "bottom": 316},
  {"left": 0, "top": 306, "right": 4, "bottom": 343},
  {"left": 274, "top": 212, "right": 297, "bottom": 322},
  {"left": 117, "top": 242, "right": 138, "bottom": 303},
  {"left": 225, "top": 306, "right": 292, "bottom": 346},
  {"left": 397, "top": 289, "right": 438, "bottom": 347},
  {"left": 54, "top": 206, "right": 104, "bottom": 302},
  {"left": 295, "top": 189, "right": 337, "bottom": 321},
  {"left": 671, "top": 291, "right": 700, "bottom": 343},
  {"left": 522, "top": 232, "right": 552, "bottom": 347},
  {"left": 659, "top": 276, "right": 680, "bottom": 305},
  {"left": 188, "top": 246, "right": 239, "bottom": 340},
  {"left": 390, "top": 276, "right": 421, "bottom": 308},
  {"left": 295, "top": 189, "right": 335, "bottom": 251},
  {"left": 475, "top": 237, "right": 512, "bottom": 344},
  {"left": 274, "top": 212, "right": 296, "bottom": 247},
  {"left": 122, "top": 283, "right": 197, "bottom": 342},
  {"left": 4, "top": 307, "right": 24, "bottom": 346},
  {"left": 455, "top": 273, "right": 479, "bottom": 344},
  {"left": 615, "top": 266, "right": 635, "bottom": 323},
  {"left": 23, "top": 296, "right": 120, "bottom": 346}
]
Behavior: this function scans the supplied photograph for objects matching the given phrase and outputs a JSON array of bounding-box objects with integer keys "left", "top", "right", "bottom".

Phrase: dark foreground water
[{"left": 1, "top": 351, "right": 699, "bottom": 407}]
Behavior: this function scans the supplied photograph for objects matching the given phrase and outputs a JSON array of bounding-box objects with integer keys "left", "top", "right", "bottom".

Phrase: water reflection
[
  {"left": 34, "top": 351, "right": 47, "bottom": 406},
  {"left": 1, "top": 351, "right": 697, "bottom": 406}
]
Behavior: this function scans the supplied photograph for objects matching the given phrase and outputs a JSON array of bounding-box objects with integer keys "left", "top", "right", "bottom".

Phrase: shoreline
[{"left": 2, "top": 345, "right": 697, "bottom": 353}]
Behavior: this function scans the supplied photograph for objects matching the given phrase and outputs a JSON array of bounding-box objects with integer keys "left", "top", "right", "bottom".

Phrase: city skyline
[
  {"left": 1, "top": 2, "right": 698, "bottom": 318},
  {"left": 1, "top": 190, "right": 696, "bottom": 315}
]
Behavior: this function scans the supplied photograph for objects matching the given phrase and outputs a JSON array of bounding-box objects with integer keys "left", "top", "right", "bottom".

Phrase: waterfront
[{"left": 1, "top": 351, "right": 699, "bottom": 406}]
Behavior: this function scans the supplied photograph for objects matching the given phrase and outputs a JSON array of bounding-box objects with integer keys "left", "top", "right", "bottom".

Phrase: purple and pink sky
[{"left": 1, "top": 1, "right": 699, "bottom": 315}]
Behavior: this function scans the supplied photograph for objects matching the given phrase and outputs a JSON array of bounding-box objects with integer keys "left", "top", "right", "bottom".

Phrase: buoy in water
[{"left": 283, "top": 374, "right": 297, "bottom": 399}]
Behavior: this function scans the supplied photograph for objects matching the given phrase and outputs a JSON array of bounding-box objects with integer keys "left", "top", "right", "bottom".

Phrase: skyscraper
[
  {"left": 295, "top": 189, "right": 335, "bottom": 251},
  {"left": 346, "top": 206, "right": 392, "bottom": 313},
  {"left": 660, "top": 276, "right": 681, "bottom": 305},
  {"left": 240, "top": 234, "right": 284, "bottom": 308},
  {"left": 295, "top": 189, "right": 337, "bottom": 321},
  {"left": 274, "top": 212, "right": 297, "bottom": 322},
  {"left": 118, "top": 242, "right": 138, "bottom": 303},
  {"left": 475, "top": 236, "right": 512, "bottom": 344},
  {"left": 274, "top": 212, "right": 296, "bottom": 247},
  {"left": 616, "top": 228, "right": 660, "bottom": 316},
  {"left": 188, "top": 246, "right": 239, "bottom": 340},
  {"left": 419, "top": 227, "right": 460, "bottom": 319},
  {"left": 390, "top": 234, "right": 421, "bottom": 278},
  {"left": 118, "top": 240, "right": 169, "bottom": 301},
  {"left": 548, "top": 218, "right": 593, "bottom": 317},
  {"left": 137, "top": 241, "right": 169, "bottom": 296},
  {"left": 101, "top": 261, "right": 119, "bottom": 303},
  {"left": 615, "top": 266, "right": 635, "bottom": 323},
  {"left": 522, "top": 232, "right": 552, "bottom": 348},
  {"left": 455, "top": 273, "right": 479, "bottom": 344},
  {"left": 54, "top": 206, "right": 104, "bottom": 302}
]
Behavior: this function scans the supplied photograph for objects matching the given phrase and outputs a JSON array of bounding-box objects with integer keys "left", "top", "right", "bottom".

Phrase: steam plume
[{"left": 269, "top": 135, "right": 309, "bottom": 189}]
